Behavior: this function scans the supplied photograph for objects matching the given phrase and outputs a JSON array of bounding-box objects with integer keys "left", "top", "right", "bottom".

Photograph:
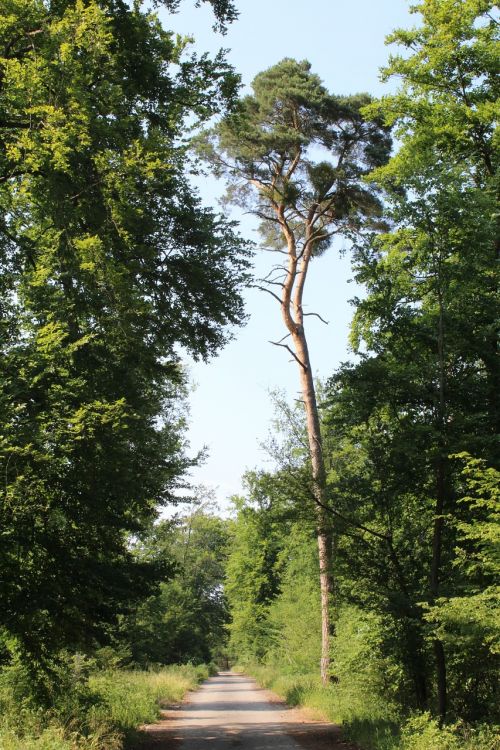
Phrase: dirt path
[{"left": 138, "top": 671, "right": 356, "bottom": 750}]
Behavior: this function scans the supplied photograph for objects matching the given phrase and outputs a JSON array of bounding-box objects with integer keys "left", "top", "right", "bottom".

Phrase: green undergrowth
[
  {"left": 0, "top": 661, "right": 212, "bottom": 750},
  {"left": 240, "top": 663, "right": 499, "bottom": 750}
]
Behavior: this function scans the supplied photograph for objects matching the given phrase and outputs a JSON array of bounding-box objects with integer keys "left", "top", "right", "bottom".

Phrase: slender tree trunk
[
  {"left": 430, "top": 280, "right": 448, "bottom": 722},
  {"left": 386, "top": 539, "right": 428, "bottom": 710},
  {"left": 317, "top": 526, "right": 333, "bottom": 683},
  {"left": 484, "top": 235, "right": 500, "bottom": 438},
  {"left": 430, "top": 456, "right": 448, "bottom": 721},
  {"left": 433, "top": 636, "right": 447, "bottom": 721},
  {"left": 413, "top": 658, "right": 429, "bottom": 711},
  {"left": 402, "top": 619, "right": 428, "bottom": 710},
  {"left": 276, "top": 212, "right": 334, "bottom": 685},
  {"left": 292, "top": 327, "right": 333, "bottom": 686}
]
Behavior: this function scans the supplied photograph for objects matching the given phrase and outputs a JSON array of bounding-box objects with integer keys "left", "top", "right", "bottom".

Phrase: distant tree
[
  {"left": 127, "top": 507, "right": 231, "bottom": 666},
  {"left": 225, "top": 474, "right": 291, "bottom": 663},
  {"left": 225, "top": 486, "right": 323, "bottom": 672},
  {"left": 198, "top": 58, "right": 391, "bottom": 682}
]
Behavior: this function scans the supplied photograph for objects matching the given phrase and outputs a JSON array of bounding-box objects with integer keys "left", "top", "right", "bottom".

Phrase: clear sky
[{"left": 159, "top": 0, "right": 416, "bottom": 507}]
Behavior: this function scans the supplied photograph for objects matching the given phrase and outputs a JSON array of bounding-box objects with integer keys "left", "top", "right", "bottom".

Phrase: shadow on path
[{"left": 135, "top": 672, "right": 356, "bottom": 750}]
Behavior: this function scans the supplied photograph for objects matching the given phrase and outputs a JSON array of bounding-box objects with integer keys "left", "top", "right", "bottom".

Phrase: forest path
[{"left": 138, "top": 671, "right": 355, "bottom": 750}]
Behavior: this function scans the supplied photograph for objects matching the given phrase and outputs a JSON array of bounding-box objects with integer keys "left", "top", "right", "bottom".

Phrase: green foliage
[
  {"left": 452, "top": 455, "right": 500, "bottom": 587},
  {"left": 225, "top": 484, "right": 283, "bottom": 661},
  {"left": 88, "top": 665, "right": 204, "bottom": 732},
  {"left": 245, "top": 663, "right": 499, "bottom": 750},
  {"left": 240, "top": 663, "right": 320, "bottom": 706},
  {"left": 198, "top": 57, "right": 391, "bottom": 252},
  {"left": 245, "top": 605, "right": 403, "bottom": 728},
  {"left": 0, "top": 0, "right": 249, "bottom": 677},
  {"left": 399, "top": 713, "right": 499, "bottom": 750},
  {"left": 366, "top": 0, "right": 499, "bottom": 183},
  {"left": 266, "top": 524, "right": 321, "bottom": 673},
  {"left": 126, "top": 509, "right": 231, "bottom": 666},
  {"left": 0, "top": 725, "right": 115, "bottom": 750},
  {"left": 331, "top": 607, "right": 402, "bottom": 723},
  {"left": 321, "top": 0, "right": 499, "bottom": 725},
  {"left": 423, "top": 455, "right": 500, "bottom": 719}
]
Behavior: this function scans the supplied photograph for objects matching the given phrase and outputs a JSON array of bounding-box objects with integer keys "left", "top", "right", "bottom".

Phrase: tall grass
[
  {"left": 242, "top": 663, "right": 499, "bottom": 750},
  {"left": 89, "top": 663, "right": 210, "bottom": 733},
  {"left": 0, "top": 663, "right": 210, "bottom": 750}
]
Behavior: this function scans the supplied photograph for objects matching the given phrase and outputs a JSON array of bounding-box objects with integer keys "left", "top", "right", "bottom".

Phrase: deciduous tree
[
  {"left": 322, "top": 0, "right": 499, "bottom": 720},
  {"left": 0, "top": 0, "right": 248, "bottom": 678}
]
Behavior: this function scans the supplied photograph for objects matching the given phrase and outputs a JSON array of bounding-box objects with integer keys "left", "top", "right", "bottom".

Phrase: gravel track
[{"left": 139, "top": 671, "right": 356, "bottom": 750}]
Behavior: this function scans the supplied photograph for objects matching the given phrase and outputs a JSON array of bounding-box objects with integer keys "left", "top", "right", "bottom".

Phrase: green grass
[
  {"left": 0, "top": 719, "right": 122, "bottom": 750},
  {"left": 0, "top": 663, "right": 210, "bottom": 750},
  {"left": 241, "top": 663, "right": 499, "bottom": 750},
  {"left": 89, "top": 664, "right": 208, "bottom": 732}
]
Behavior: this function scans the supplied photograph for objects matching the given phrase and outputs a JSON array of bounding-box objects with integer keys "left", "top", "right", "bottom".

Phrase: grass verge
[
  {"left": 0, "top": 663, "right": 211, "bottom": 750},
  {"left": 240, "top": 663, "right": 499, "bottom": 750}
]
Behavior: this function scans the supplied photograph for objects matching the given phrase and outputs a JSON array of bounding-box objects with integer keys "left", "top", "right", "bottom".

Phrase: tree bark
[
  {"left": 433, "top": 635, "right": 447, "bottom": 722},
  {"left": 430, "top": 456, "right": 448, "bottom": 722},
  {"left": 293, "top": 328, "right": 333, "bottom": 685},
  {"left": 275, "top": 194, "right": 335, "bottom": 685},
  {"left": 273, "top": 195, "right": 333, "bottom": 685},
  {"left": 429, "top": 280, "right": 448, "bottom": 722}
]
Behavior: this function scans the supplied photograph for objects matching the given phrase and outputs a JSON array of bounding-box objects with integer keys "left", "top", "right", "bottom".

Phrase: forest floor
[{"left": 135, "top": 671, "right": 357, "bottom": 750}]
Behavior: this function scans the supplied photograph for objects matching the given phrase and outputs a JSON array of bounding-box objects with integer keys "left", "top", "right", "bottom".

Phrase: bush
[{"left": 400, "top": 714, "right": 499, "bottom": 750}]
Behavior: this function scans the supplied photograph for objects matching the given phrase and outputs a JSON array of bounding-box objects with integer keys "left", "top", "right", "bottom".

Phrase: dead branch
[
  {"left": 274, "top": 333, "right": 291, "bottom": 345},
  {"left": 253, "top": 210, "right": 281, "bottom": 223},
  {"left": 258, "top": 279, "right": 286, "bottom": 288},
  {"left": 303, "top": 312, "right": 329, "bottom": 325},
  {"left": 260, "top": 267, "right": 287, "bottom": 282},
  {"left": 252, "top": 284, "right": 282, "bottom": 305},
  {"left": 269, "top": 340, "right": 307, "bottom": 371}
]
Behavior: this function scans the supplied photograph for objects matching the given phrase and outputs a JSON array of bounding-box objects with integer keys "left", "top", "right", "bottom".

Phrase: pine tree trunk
[
  {"left": 317, "top": 527, "right": 333, "bottom": 684},
  {"left": 277, "top": 218, "right": 334, "bottom": 685},
  {"left": 293, "top": 328, "right": 333, "bottom": 686}
]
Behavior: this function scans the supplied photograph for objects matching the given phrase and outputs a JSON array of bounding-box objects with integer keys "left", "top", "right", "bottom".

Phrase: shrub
[{"left": 401, "top": 714, "right": 499, "bottom": 750}]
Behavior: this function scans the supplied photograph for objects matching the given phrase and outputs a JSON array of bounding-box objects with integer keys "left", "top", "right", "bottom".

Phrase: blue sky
[{"left": 160, "top": 0, "right": 416, "bottom": 507}]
